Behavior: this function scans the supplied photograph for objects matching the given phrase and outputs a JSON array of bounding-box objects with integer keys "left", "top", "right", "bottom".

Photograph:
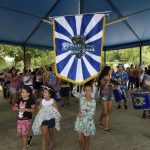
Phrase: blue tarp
[{"left": 0, "top": 0, "right": 150, "bottom": 50}]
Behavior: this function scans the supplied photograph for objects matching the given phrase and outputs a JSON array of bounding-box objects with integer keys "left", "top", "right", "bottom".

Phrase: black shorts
[
  {"left": 41, "top": 118, "right": 55, "bottom": 128},
  {"left": 60, "top": 87, "right": 70, "bottom": 97}
]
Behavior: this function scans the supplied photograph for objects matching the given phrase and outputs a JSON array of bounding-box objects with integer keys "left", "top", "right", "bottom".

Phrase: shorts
[
  {"left": 100, "top": 89, "right": 114, "bottom": 101},
  {"left": 41, "top": 118, "right": 55, "bottom": 128},
  {"left": 17, "top": 119, "right": 32, "bottom": 135},
  {"left": 10, "top": 87, "right": 17, "bottom": 94},
  {"left": 60, "top": 87, "right": 70, "bottom": 97}
]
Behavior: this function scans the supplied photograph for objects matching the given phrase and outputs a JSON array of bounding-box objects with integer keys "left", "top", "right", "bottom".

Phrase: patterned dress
[
  {"left": 73, "top": 87, "right": 96, "bottom": 136},
  {"left": 32, "top": 99, "right": 61, "bottom": 135}
]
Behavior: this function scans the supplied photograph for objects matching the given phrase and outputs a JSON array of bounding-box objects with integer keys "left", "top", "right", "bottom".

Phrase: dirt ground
[{"left": 0, "top": 87, "right": 150, "bottom": 150}]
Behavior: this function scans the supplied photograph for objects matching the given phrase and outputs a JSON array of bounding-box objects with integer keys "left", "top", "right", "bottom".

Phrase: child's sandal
[{"left": 104, "top": 129, "right": 112, "bottom": 132}]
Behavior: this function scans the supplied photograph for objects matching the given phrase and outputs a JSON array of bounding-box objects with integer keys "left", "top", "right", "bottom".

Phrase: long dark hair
[
  {"left": 10, "top": 67, "right": 17, "bottom": 76},
  {"left": 97, "top": 66, "right": 111, "bottom": 86}
]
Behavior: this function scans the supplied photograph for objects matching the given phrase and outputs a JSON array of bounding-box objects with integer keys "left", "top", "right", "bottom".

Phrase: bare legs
[
  {"left": 42, "top": 126, "right": 48, "bottom": 150},
  {"left": 77, "top": 132, "right": 90, "bottom": 150},
  {"left": 17, "top": 134, "right": 28, "bottom": 150},
  {"left": 41, "top": 126, "right": 55, "bottom": 150},
  {"left": 99, "top": 101, "right": 113, "bottom": 131},
  {"left": 11, "top": 93, "right": 17, "bottom": 106},
  {"left": 49, "top": 128, "right": 55, "bottom": 148},
  {"left": 22, "top": 135, "right": 28, "bottom": 150}
]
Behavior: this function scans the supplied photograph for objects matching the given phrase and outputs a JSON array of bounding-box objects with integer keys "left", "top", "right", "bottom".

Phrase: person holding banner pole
[
  {"left": 98, "top": 66, "right": 113, "bottom": 132},
  {"left": 32, "top": 85, "right": 61, "bottom": 150},
  {"left": 72, "top": 83, "right": 96, "bottom": 150}
]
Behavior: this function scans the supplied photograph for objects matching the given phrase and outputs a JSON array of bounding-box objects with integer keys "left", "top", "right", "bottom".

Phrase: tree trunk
[{"left": 26, "top": 55, "right": 31, "bottom": 69}]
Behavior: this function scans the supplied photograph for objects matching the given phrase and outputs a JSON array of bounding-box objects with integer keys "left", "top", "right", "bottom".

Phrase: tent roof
[{"left": 0, "top": 0, "right": 150, "bottom": 50}]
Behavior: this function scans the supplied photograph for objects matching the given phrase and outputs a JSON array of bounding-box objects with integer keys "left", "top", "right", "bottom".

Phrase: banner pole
[
  {"left": 78, "top": 0, "right": 81, "bottom": 93},
  {"left": 78, "top": 0, "right": 81, "bottom": 14}
]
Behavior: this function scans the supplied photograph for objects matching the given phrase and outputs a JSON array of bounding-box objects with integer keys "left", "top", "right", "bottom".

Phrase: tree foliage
[
  {"left": 0, "top": 44, "right": 150, "bottom": 72},
  {"left": 0, "top": 44, "right": 54, "bottom": 71},
  {"left": 106, "top": 46, "right": 150, "bottom": 65}
]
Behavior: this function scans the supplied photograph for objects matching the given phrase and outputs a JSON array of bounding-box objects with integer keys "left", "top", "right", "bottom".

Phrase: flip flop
[
  {"left": 27, "top": 136, "right": 32, "bottom": 147},
  {"left": 104, "top": 129, "right": 112, "bottom": 132}
]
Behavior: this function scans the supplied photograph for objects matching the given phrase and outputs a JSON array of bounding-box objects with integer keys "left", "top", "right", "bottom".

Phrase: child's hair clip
[{"left": 41, "top": 85, "right": 55, "bottom": 92}]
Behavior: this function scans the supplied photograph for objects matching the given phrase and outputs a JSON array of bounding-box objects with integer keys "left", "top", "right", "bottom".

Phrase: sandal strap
[{"left": 104, "top": 129, "right": 112, "bottom": 132}]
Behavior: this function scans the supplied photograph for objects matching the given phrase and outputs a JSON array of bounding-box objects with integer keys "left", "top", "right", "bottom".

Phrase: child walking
[
  {"left": 15, "top": 85, "right": 35, "bottom": 150},
  {"left": 72, "top": 83, "right": 96, "bottom": 150},
  {"left": 32, "top": 85, "right": 61, "bottom": 150}
]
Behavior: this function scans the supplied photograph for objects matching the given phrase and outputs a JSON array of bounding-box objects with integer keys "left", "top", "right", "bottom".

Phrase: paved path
[{"left": 0, "top": 89, "right": 150, "bottom": 150}]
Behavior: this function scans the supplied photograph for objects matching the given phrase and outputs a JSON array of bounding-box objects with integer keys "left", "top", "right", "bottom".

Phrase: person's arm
[
  {"left": 12, "top": 103, "right": 19, "bottom": 112},
  {"left": 10, "top": 75, "right": 19, "bottom": 82},
  {"left": 56, "top": 78, "right": 61, "bottom": 87},
  {"left": 91, "top": 82, "right": 97, "bottom": 98},
  {"left": 36, "top": 68, "right": 40, "bottom": 76},
  {"left": 25, "top": 76, "right": 32, "bottom": 83},
  {"left": 72, "top": 86, "right": 81, "bottom": 98},
  {"left": 43, "top": 71, "right": 49, "bottom": 84},
  {"left": 25, "top": 104, "right": 35, "bottom": 113},
  {"left": 37, "top": 101, "right": 42, "bottom": 110},
  {"left": 52, "top": 102, "right": 59, "bottom": 110}
]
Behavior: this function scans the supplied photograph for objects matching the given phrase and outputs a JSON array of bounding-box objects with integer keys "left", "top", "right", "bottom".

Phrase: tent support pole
[
  {"left": 104, "top": 51, "right": 106, "bottom": 65},
  {"left": 78, "top": 0, "right": 81, "bottom": 14},
  {"left": 23, "top": 46, "right": 26, "bottom": 70},
  {"left": 140, "top": 45, "right": 142, "bottom": 65}
]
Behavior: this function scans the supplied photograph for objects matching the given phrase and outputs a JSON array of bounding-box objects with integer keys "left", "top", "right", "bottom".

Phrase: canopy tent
[{"left": 0, "top": 0, "right": 150, "bottom": 51}]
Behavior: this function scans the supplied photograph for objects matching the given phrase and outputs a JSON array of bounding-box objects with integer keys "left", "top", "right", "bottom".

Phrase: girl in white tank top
[
  {"left": 41, "top": 98, "right": 54, "bottom": 107},
  {"left": 32, "top": 86, "right": 61, "bottom": 150}
]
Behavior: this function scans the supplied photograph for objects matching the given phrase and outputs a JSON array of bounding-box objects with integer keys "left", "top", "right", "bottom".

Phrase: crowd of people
[{"left": 0, "top": 63, "right": 150, "bottom": 150}]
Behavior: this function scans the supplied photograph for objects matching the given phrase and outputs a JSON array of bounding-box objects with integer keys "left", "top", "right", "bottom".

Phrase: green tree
[{"left": 0, "top": 44, "right": 54, "bottom": 71}]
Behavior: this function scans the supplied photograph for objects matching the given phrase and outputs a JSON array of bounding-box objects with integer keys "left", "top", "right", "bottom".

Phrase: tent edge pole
[
  {"left": 23, "top": 46, "right": 26, "bottom": 70},
  {"left": 104, "top": 51, "right": 106, "bottom": 65},
  {"left": 140, "top": 45, "right": 142, "bottom": 65}
]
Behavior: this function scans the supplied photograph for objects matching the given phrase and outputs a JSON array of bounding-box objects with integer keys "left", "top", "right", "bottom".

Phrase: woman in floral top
[
  {"left": 72, "top": 83, "right": 96, "bottom": 150},
  {"left": 98, "top": 66, "right": 113, "bottom": 132}
]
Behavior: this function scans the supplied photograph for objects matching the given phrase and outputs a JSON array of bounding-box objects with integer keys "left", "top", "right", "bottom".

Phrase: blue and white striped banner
[{"left": 53, "top": 14, "right": 105, "bottom": 85}]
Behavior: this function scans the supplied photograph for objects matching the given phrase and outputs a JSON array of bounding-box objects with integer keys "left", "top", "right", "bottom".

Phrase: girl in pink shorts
[{"left": 15, "top": 86, "right": 35, "bottom": 150}]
